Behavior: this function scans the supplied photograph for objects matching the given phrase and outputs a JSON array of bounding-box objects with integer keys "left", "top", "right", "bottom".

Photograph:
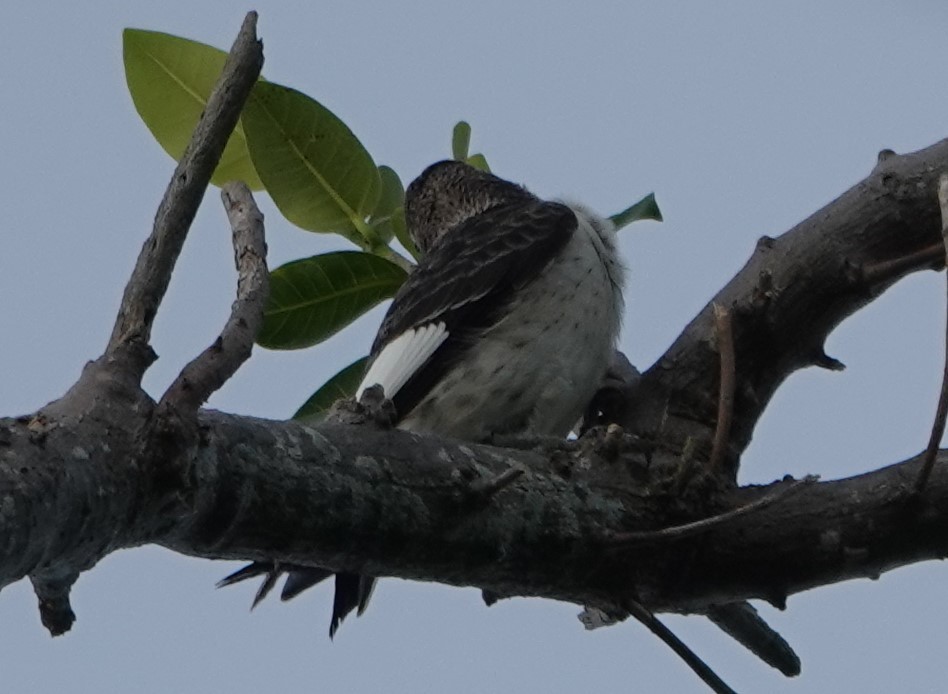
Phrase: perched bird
[{"left": 220, "top": 160, "right": 625, "bottom": 635}]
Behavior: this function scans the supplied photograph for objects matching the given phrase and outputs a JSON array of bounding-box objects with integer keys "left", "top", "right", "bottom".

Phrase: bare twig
[
  {"left": 861, "top": 241, "right": 945, "bottom": 285},
  {"left": 467, "top": 466, "right": 525, "bottom": 499},
  {"left": 917, "top": 174, "right": 948, "bottom": 492},
  {"left": 707, "top": 602, "right": 801, "bottom": 677},
  {"left": 161, "top": 183, "right": 268, "bottom": 413},
  {"left": 624, "top": 598, "right": 737, "bottom": 694},
  {"left": 811, "top": 349, "right": 846, "bottom": 371},
  {"left": 708, "top": 303, "right": 735, "bottom": 475},
  {"left": 106, "top": 12, "right": 264, "bottom": 378},
  {"left": 604, "top": 476, "right": 816, "bottom": 546}
]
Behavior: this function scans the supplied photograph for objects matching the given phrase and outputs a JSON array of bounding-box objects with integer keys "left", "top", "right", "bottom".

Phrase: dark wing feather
[
  {"left": 280, "top": 566, "right": 334, "bottom": 601},
  {"left": 369, "top": 199, "right": 577, "bottom": 419}
]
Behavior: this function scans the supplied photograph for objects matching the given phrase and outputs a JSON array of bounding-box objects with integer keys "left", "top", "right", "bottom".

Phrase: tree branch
[
  {"left": 625, "top": 599, "right": 738, "bottom": 694},
  {"left": 708, "top": 303, "right": 735, "bottom": 475},
  {"left": 917, "top": 173, "right": 948, "bottom": 491},
  {"left": 2, "top": 409, "right": 948, "bottom": 626},
  {"left": 603, "top": 476, "right": 816, "bottom": 546},
  {"left": 614, "top": 143, "right": 948, "bottom": 482},
  {"left": 106, "top": 12, "right": 263, "bottom": 378},
  {"left": 161, "top": 183, "right": 268, "bottom": 414}
]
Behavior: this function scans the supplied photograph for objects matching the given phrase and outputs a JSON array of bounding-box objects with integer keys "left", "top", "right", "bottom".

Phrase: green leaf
[
  {"left": 242, "top": 81, "right": 380, "bottom": 239},
  {"left": 293, "top": 357, "right": 369, "bottom": 421},
  {"left": 609, "top": 193, "right": 663, "bottom": 230},
  {"left": 367, "top": 165, "right": 406, "bottom": 244},
  {"left": 390, "top": 206, "right": 419, "bottom": 260},
  {"left": 122, "top": 29, "right": 263, "bottom": 189},
  {"left": 465, "top": 153, "right": 491, "bottom": 172},
  {"left": 258, "top": 251, "right": 407, "bottom": 350},
  {"left": 371, "top": 166, "right": 405, "bottom": 218},
  {"left": 452, "top": 121, "right": 472, "bottom": 161}
]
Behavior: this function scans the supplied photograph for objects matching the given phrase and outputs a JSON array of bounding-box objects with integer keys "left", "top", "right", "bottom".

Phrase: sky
[{"left": 3, "top": 2, "right": 948, "bottom": 692}]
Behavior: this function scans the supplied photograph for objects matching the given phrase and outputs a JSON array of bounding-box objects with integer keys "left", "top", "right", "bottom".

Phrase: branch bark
[{"left": 3, "top": 408, "right": 948, "bottom": 620}]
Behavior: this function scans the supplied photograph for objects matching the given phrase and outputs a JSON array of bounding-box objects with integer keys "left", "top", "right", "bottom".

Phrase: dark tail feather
[
  {"left": 330, "top": 573, "right": 361, "bottom": 639},
  {"left": 220, "top": 563, "right": 378, "bottom": 638},
  {"left": 216, "top": 561, "right": 281, "bottom": 610},
  {"left": 251, "top": 568, "right": 281, "bottom": 608},
  {"left": 356, "top": 575, "right": 376, "bottom": 616},
  {"left": 281, "top": 567, "right": 334, "bottom": 601},
  {"left": 329, "top": 573, "right": 378, "bottom": 638},
  {"left": 707, "top": 602, "right": 801, "bottom": 677},
  {"left": 216, "top": 561, "right": 274, "bottom": 588}
]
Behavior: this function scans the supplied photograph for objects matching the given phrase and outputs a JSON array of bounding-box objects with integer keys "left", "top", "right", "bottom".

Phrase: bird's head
[{"left": 405, "top": 160, "right": 536, "bottom": 255}]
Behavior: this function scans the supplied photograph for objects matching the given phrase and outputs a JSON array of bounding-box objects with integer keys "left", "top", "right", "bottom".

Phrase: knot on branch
[
  {"left": 325, "top": 385, "right": 398, "bottom": 429},
  {"left": 30, "top": 572, "right": 78, "bottom": 637}
]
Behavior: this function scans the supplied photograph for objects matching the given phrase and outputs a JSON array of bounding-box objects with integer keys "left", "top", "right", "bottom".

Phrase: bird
[{"left": 219, "top": 159, "right": 626, "bottom": 636}]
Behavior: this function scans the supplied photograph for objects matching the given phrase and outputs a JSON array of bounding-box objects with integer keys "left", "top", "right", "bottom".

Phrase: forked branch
[
  {"left": 106, "top": 12, "right": 263, "bottom": 378},
  {"left": 161, "top": 183, "right": 268, "bottom": 413}
]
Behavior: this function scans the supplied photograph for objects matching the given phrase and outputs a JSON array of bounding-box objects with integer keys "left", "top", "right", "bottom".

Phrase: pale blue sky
[{"left": 3, "top": 2, "right": 948, "bottom": 692}]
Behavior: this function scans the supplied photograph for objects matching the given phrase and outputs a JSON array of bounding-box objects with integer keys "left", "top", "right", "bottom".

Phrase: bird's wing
[
  {"left": 220, "top": 200, "right": 577, "bottom": 636},
  {"left": 358, "top": 322, "right": 449, "bottom": 404},
  {"left": 356, "top": 199, "right": 577, "bottom": 418}
]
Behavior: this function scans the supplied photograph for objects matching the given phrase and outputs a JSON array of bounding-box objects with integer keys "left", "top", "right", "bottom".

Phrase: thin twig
[
  {"left": 106, "top": 12, "right": 264, "bottom": 378},
  {"left": 916, "top": 173, "right": 948, "bottom": 492},
  {"left": 624, "top": 598, "right": 737, "bottom": 694},
  {"left": 467, "top": 466, "right": 525, "bottom": 499},
  {"left": 861, "top": 241, "right": 945, "bottom": 285},
  {"left": 160, "top": 183, "right": 268, "bottom": 414},
  {"left": 706, "top": 603, "right": 800, "bottom": 677},
  {"left": 604, "top": 476, "right": 817, "bottom": 546},
  {"left": 708, "top": 303, "right": 735, "bottom": 474}
]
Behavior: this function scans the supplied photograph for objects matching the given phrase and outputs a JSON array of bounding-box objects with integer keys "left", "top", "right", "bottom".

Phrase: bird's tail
[
  {"left": 329, "top": 573, "right": 377, "bottom": 638},
  {"left": 217, "top": 562, "right": 377, "bottom": 638}
]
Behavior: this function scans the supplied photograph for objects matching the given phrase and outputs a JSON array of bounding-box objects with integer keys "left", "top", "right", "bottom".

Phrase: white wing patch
[{"left": 356, "top": 322, "right": 449, "bottom": 400}]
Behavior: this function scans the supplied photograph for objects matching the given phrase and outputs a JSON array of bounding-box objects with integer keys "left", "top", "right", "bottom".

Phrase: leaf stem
[{"left": 371, "top": 243, "right": 414, "bottom": 272}]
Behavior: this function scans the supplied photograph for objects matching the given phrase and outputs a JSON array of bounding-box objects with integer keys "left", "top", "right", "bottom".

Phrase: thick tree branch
[
  {"left": 106, "top": 12, "right": 263, "bottom": 378},
  {"left": 615, "top": 144, "right": 948, "bottom": 481},
  {"left": 2, "top": 409, "right": 948, "bottom": 624},
  {"left": 161, "top": 183, "right": 268, "bottom": 413}
]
